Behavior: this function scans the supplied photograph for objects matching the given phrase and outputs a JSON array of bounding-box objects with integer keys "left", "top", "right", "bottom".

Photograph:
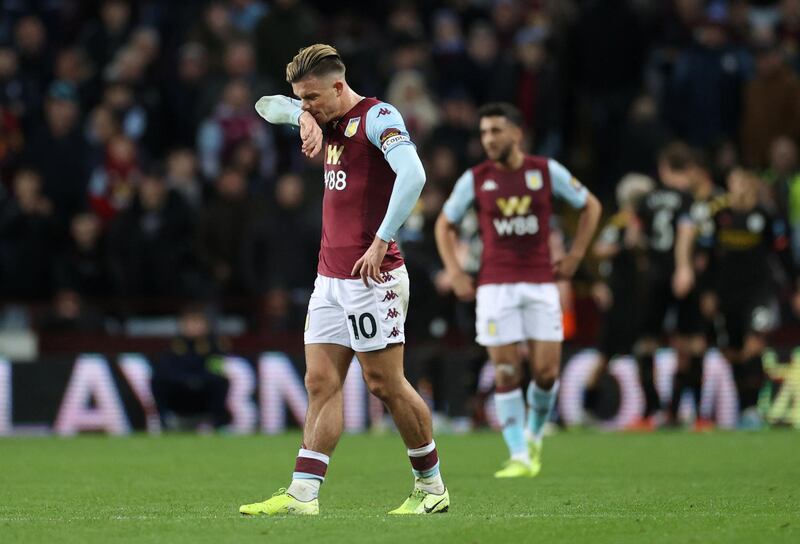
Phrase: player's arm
[
  {"left": 767, "top": 212, "right": 800, "bottom": 315},
  {"left": 434, "top": 170, "right": 476, "bottom": 301},
  {"left": 254, "top": 95, "right": 322, "bottom": 158},
  {"left": 548, "top": 159, "right": 602, "bottom": 279},
  {"left": 351, "top": 103, "right": 425, "bottom": 286},
  {"left": 673, "top": 202, "right": 696, "bottom": 298}
]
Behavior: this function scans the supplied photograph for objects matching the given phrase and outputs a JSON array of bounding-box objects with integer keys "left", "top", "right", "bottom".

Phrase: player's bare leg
[
  {"left": 524, "top": 340, "right": 561, "bottom": 474},
  {"left": 302, "top": 343, "right": 354, "bottom": 454},
  {"left": 734, "top": 334, "right": 768, "bottom": 429},
  {"left": 486, "top": 344, "right": 532, "bottom": 477},
  {"left": 358, "top": 344, "right": 449, "bottom": 514},
  {"left": 239, "top": 344, "right": 352, "bottom": 516}
]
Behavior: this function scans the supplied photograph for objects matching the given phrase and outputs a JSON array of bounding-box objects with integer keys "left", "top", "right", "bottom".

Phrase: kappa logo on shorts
[
  {"left": 382, "top": 290, "right": 398, "bottom": 302},
  {"left": 386, "top": 308, "right": 400, "bottom": 319},
  {"left": 381, "top": 271, "right": 395, "bottom": 282},
  {"left": 388, "top": 326, "right": 402, "bottom": 338}
]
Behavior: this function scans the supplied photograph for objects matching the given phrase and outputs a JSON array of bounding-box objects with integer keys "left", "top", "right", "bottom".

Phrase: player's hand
[
  {"left": 352, "top": 237, "right": 389, "bottom": 287},
  {"left": 299, "top": 111, "right": 323, "bottom": 158},
  {"left": 792, "top": 290, "right": 800, "bottom": 318},
  {"left": 553, "top": 252, "right": 581, "bottom": 280},
  {"left": 591, "top": 281, "right": 613, "bottom": 311},
  {"left": 672, "top": 265, "right": 694, "bottom": 299},
  {"left": 450, "top": 271, "right": 475, "bottom": 301},
  {"left": 700, "top": 291, "right": 717, "bottom": 318}
]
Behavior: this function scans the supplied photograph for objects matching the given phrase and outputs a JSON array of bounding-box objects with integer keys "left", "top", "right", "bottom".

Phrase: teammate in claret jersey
[
  {"left": 239, "top": 44, "right": 448, "bottom": 516},
  {"left": 435, "top": 103, "right": 602, "bottom": 478}
]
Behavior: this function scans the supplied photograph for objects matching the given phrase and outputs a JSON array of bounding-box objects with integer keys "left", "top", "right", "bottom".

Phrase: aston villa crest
[
  {"left": 525, "top": 169, "right": 543, "bottom": 191},
  {"left": 344, "top": 117, "right": 361, "bottom": 138}
]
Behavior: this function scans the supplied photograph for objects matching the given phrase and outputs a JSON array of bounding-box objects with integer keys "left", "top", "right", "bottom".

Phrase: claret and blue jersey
[{"left": 442, "top": 156, "right": 588, "bottom": 285}]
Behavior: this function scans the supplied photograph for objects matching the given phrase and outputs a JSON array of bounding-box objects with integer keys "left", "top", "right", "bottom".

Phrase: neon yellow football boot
[
  {"left": 239, "top": 488, "right": 319, "bottom": 516},
  {"left": 494, "top": 459, "right": 537, "bottom": 478},
  {"left": 388, "top": 487, "right": 450, "bottom": 515},
  {"left": 529, "top": 440, "right": 542, "bottom": 476}
]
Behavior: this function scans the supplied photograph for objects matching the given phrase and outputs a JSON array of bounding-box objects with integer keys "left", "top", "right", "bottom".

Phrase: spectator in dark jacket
[
  {"left": 54, "top": 212, "right": 111, "bottom": 298},
  {"left": 0, "top": 168, "right": 57, "bottom": 299},
  {"left": 23, "top": 80, "right": 88, "bottom": 225},
  {"left": 107, "top": 168, "right": 196, "bottom": 297}
]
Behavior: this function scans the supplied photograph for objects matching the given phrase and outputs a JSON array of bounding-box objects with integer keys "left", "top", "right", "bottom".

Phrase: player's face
[
  {"left": 479, "top": 116, "right": 522, "bottom": 164},
  {"left": 292, "top": 75, "right": 343, "bottom": 125}
]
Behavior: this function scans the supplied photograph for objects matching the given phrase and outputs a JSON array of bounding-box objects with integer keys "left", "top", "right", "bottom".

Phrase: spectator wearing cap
[
  {"left": 22, "top": 80, "right": 88, "bottom": 225},
  {"left": 740, "top": 33, "right": 800, "bottom": 168}
]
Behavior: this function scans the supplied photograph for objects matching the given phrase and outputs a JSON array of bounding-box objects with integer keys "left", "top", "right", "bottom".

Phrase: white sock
[
  {"left": 287, "top": 479, "right": 320, "bottom": 502},
  {"left": 415, "top": 472, "right": 445, "bottom": 495}
]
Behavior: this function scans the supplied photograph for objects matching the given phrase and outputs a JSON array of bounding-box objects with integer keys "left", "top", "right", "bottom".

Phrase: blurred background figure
[{"left": 151, "top": 305, "right": 230, "bottom": 430}]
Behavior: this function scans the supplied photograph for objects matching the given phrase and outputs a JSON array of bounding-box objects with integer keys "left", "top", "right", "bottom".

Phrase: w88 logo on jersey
[{"left": 324, "top": 170, "right": 347, "bottom": 191}]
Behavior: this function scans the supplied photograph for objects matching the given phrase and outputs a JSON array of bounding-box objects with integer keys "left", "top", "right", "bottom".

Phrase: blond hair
[{"left": 285, "top": 44, "right": 345, "bottom": 83}]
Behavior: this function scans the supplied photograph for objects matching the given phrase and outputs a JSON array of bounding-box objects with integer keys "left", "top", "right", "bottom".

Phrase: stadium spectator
[
  {"left": 511, "top": 25, "right": 561, "bottom": 158},
  {"left": 463, "top": 21, "right": 514, "bottom": 106},
  {"left": 196, "top": 168, "right": 265, "bottom": 296},
  {"left": 227, "top": 0, "right": 267, "bottom": 35},
  {"left": 14, "top": 15, "right": 50, "bottom": 118},
  {"left": 151, "top": 305, "right": 229, "bottom": 430},
  {"left": 254, "top": 0, "right": 319, "bottom": 85},
  {"left": 618, "top": 94, "right": 672, "bottom": 181},
  {"left": 763, "top": 136, "right": 800, "bottom": 266},
  {"left": 161, "top": 42, "right": 209, "bottom": 149},
  {"left": 22, "top": 80, "right": 88, "bottom": 225},
  {"left": 80, "top": 0, "right": 133, "bottom": 74},
  {"left": 0, "top": 169, "right": 56, "bottom": 300},
  {"left": 385, "top": 70, "right": 440, "bottom": 142},
  {"left": 740, "top": 34, "right": 800, "bottom": 168},
  {"left": 107, "top": 168, "right": 196, "bottom": 297},
  {"left": 54, "top": 212, "right": 110, "bottom": 298},
  {"left": 38, "top": 289, "right": 106, "bottom": 333},
  {"left": 88, "top": 133, "right": 140, "bottom": 223},
  {"left": 85, "top": 104, "right": 121, "bottom": 171},
  {"left": 665, "top": 13, "right": 751, "bottom": 148},
  {"left": 197, "top": 79, "right": 275, "bottom": 180},
  {"left": 165, "top": 148, "right": 203, "bottom": 210},
  {"left": 191, "top": 2, "right": 244, "bottom": 74}
]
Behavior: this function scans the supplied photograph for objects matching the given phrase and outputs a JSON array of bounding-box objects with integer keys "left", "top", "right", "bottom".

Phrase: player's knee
[
  {"left": 493, "top": 363, "right": 519, "bottom": 388},
  {"left": 362, "top": 371, "right": 396, "bottom": 402},
  {"left": 535, "top": 366, "right": 559, "bottom": 390},
  {"left": 304, "top": 370, "right": 340, "bottom": 399}
]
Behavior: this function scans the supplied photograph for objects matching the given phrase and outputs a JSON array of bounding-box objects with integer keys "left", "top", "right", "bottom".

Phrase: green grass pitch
[{"left": 1, "top": 431, "right": 798, "bottom": 543}]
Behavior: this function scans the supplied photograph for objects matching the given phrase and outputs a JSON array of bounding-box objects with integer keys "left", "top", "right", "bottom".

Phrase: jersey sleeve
[
  {"left": 365, "top": 102, "right": 414, "bottom": 157},
  {"left": 442, "top": 170, "right": 475, "bottom": 224},
  {"left": 254, "top": 95, "right": 303, "bottom": 126},
  {"left": 548, "top": 159, "right": 588, "bottom": 209}
]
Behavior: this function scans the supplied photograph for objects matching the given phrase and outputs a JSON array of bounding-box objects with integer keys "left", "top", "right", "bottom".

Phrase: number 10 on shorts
[{"left": 348, "top": 313, "right": 377, "bottom": 340}]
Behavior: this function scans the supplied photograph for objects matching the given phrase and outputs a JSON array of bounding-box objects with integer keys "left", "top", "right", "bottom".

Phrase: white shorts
[
  {"left": 475, "top": 282, "right": 563, "bottom": 346},
  {"left": 304, "top": 266, "right": 410, "bottom": 352}
]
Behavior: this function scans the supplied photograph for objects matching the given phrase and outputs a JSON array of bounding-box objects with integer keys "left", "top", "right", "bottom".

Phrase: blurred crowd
[{"left": 2, "top": 0, "right": 800, "bottom": 339}]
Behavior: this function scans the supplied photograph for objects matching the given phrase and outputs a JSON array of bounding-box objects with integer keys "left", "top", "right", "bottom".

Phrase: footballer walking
[
  {"left": 435, "top": 103, "right": 601, "bottom": 477},
  {"left": 240, "top": 44, "right": 448, "bottom": 515}
]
